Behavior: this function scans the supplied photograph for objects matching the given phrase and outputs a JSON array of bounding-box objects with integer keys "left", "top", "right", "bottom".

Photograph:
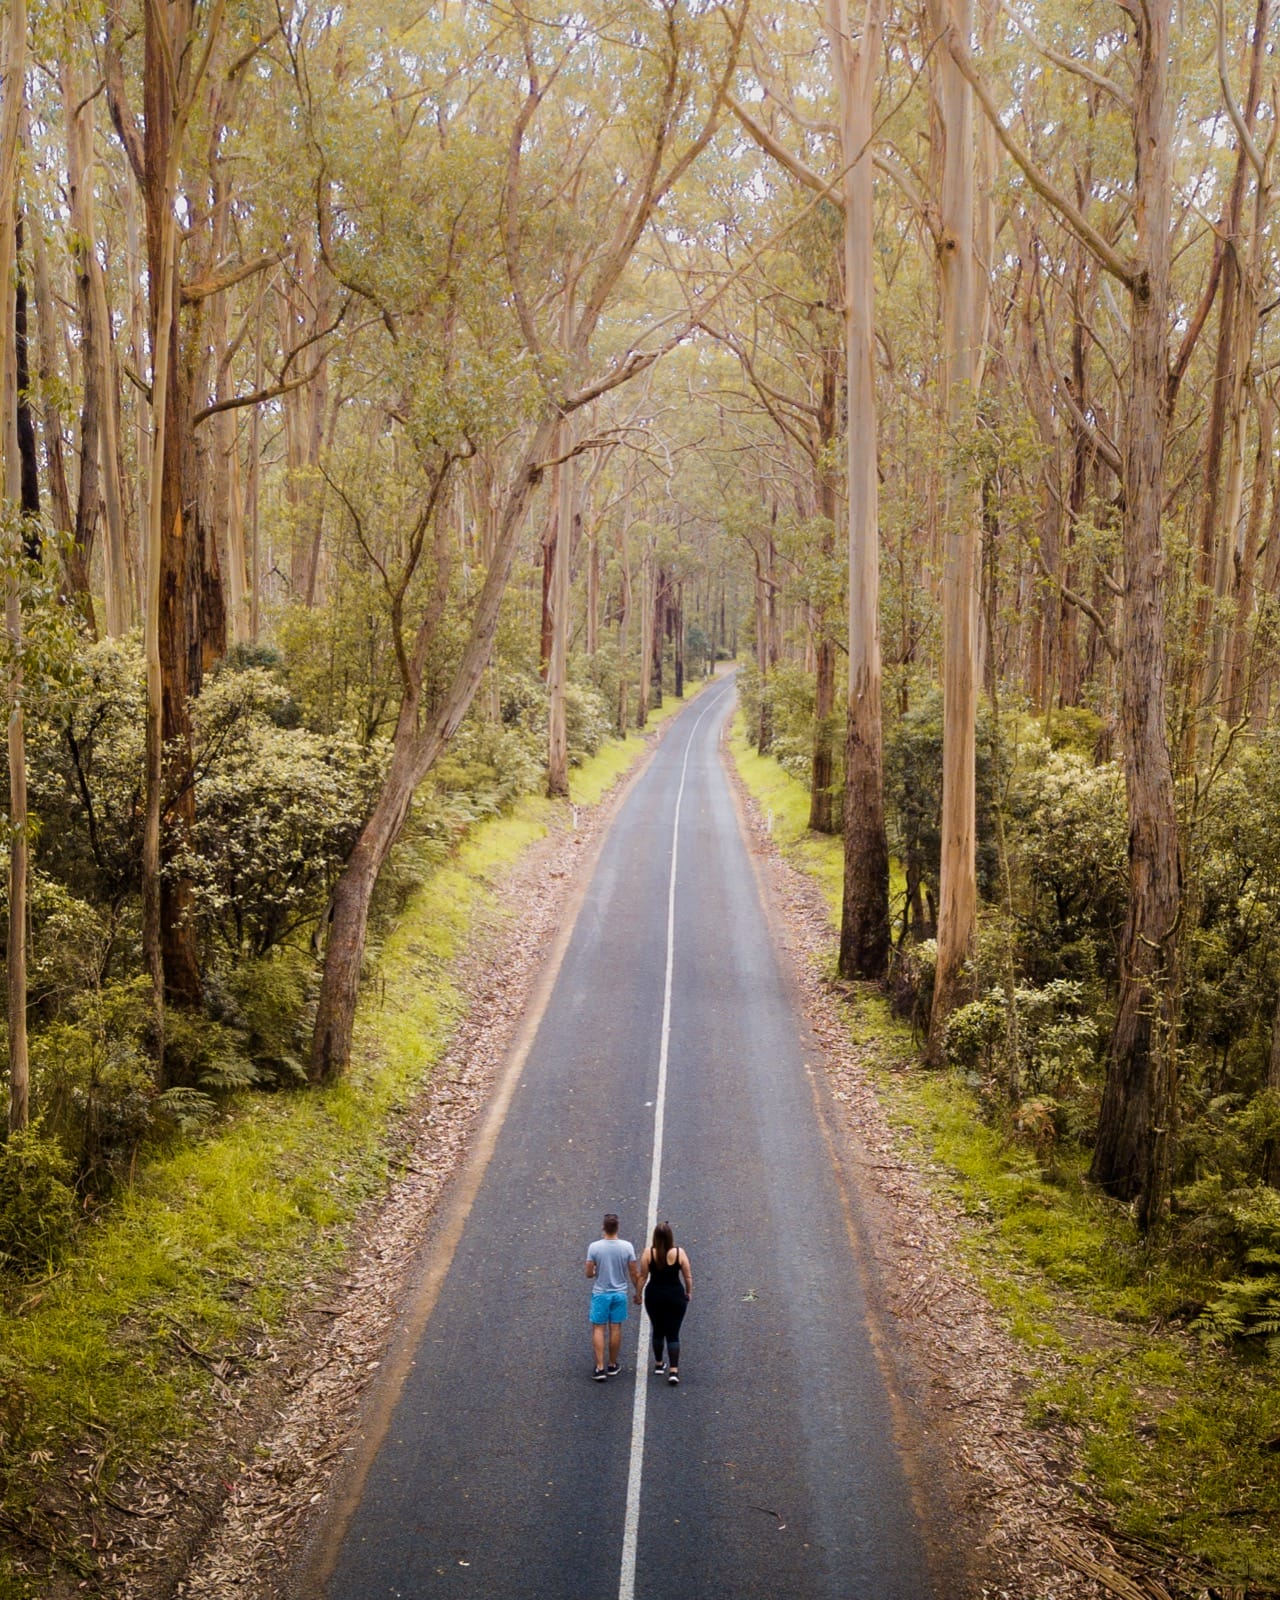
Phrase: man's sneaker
[
  {"left": 667, "top": 1372, "right": 679, "bottom": 1385},
  {"left": 593, "top": 1367, "right": 607, "bottom": 1381},
  {"left": 606, "top": 1363, "right": 620, "bottom": 1376}
]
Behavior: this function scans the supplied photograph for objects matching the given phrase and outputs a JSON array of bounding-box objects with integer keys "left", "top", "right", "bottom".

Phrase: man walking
[{"left": 585, "top": 1213, "right": 639, "bottom": 1380}]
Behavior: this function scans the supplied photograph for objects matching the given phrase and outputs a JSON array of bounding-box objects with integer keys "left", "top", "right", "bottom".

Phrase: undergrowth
[
  {"left": 0, "top": 685, "right": 704, "bottom": 1599},
  {"left": 728, "top": 714, "right": 1280, "bottom": 1594}
]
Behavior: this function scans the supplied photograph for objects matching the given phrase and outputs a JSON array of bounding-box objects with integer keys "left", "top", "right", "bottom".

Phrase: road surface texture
[{"left": 318, "top": 677, "right": 946, "bottom": 1600}]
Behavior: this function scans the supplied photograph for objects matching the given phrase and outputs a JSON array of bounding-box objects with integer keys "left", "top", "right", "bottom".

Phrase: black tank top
[{"left": 649, "top": 1250, "right": 684, "bottom": 1292}]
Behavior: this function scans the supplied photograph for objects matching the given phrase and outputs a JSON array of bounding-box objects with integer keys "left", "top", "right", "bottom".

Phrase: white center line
[{"left": 617, "top": 688, "right": 724, "bottom": 1600}]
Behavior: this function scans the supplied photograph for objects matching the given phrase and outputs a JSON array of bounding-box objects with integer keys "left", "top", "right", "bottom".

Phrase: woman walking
[{"left": 636, "top": 1221, "right": 692, "bottom": 1384}]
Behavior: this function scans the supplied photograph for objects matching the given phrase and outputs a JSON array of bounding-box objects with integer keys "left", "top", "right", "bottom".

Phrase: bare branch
[
  {"left": 1215, "top": 0, "right": 1267, "bottom": 181},
  {"left": 998, "top": 2, "right": 1131, "bottom": 113},
  {"left": 931, "top": 8, "right": 1136, "bottom": 288},
  {"left": 181, "top": 251, "right": 284, "bottom": 304}
]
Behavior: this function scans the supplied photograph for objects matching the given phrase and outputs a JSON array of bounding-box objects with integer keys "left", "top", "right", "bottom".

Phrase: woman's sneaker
[
  {"left": 593, "top": 1368, "right": 607, "bottom": 1381},
  {"left": 667, "top": 1372, "right": 679, "bottom": 1386},
  {"left": 653, "top": 1363, "right": 666, "bottom": 1375},
  {"left": 606, "top": 1363, "right": 620, "bottom": 1376}
]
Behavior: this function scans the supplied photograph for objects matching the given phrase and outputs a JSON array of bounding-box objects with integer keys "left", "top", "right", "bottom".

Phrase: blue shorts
[{"left": 589, "top": 1290, "right": 629, "bottom": 1325}]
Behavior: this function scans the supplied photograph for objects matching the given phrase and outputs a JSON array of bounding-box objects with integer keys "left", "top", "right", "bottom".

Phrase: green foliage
[
  {"left": 1005, "top": 743, "right": 1128, "bottom": 984},
  {"left": 0, "top": 1126, "right": 77, "bottom": 1276},
  {"left": 884, "top": 685, "right": 1004, "bottom": 916},
  {"left": 32, "top": 978, "right": 155, "bottom": 1182},
  {"left": 186, "top": 662, "right": 385, "bottom": 958}
]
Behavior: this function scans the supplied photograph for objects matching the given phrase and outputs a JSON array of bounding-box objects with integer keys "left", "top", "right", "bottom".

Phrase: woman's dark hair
[{"left": 651, "top": 1220, "right": 674, "bottom": 1262}]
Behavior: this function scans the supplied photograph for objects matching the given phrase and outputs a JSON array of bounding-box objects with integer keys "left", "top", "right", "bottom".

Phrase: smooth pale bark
[
  {"left": 2, "top": 0, "right": 29, "bottom": 1133},
  {"left": 310, "top": 414, "right": 560, "bottom": 1083},
  {"left": 1224, "top": 394, "right": 1273, "bottom": 724},
  {"left": 1089, "top": 0, "right": 1180, "bottom": 1231},
  {"left": 617, "top": 531, "right": 633, "bottom": 734},
  {"left": 124, "top": 175, "right": 150, "bottom": 601},
  {"left": 926, "top": 0, "right": 981, "bottom": 1058},
  {"left": 63, "top": 50, "right": 131, "bottom": 634},
  {"left": 546, "top": 414, "right": 575, "bottom": 796},
  {"left": 26, "top": 200, "right": 72, "bottom": 539},
  {"left": 586, "top": 521, "right": 599, "bottom": 657},
  {"left": 1184, "top": 0, "right": 1269, "bottom": 743},
  {"left": 828, "top": 0, "right": 890, "bottom": 981},
  {"left": 809, "top": 342, "right": 839, "bottom": 834},
  {"left": 247, "top": 282, "right": 265, "bottom": 642}
]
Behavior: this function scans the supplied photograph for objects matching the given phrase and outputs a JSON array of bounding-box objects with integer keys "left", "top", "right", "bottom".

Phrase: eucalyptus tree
[
  {"left": 301, "top": 0, "right": 746, "bottom": 1081},
  {"left": 726, "top": 0, "right": 892, "bottom": 976},
  {"left": 1, "top": 0, "right": 29, "bottom": 1130},
  {"left": 931, "top": 0, "right": 1213, "bottom": 1224},
  {"left": 923, "top": 0, "right": 981, "bottom": 1049}
]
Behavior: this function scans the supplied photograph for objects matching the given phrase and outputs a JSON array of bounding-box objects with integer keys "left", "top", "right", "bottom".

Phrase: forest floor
[{"left": 6, "top": 680, "right": 1270, "bottom": 1600}]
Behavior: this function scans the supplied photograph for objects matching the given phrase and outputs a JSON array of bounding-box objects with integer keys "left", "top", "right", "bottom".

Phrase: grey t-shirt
[{"left": 587, "top": 1236, "right": 636, "bottom": 1295}]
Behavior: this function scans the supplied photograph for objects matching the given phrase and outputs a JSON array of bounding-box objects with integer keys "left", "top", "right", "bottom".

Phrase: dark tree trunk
[
  {"left": 14, "top": 222, "right": 39, "bottom": 533},
  {"left": 540, "top": 508, "right": 555, "bottom": 681},
  {"left": 674, "top": 581, "right": 684, "bottom": 698},
  {"left": 1089, "top": 0, "right": 1179, "bottom": 1232},
  {"left": 143, "top": 9, "right": 203, "bottom": 1017},
  {"left": 310, "top": 741, "right": 417, "bottom": 1085}
]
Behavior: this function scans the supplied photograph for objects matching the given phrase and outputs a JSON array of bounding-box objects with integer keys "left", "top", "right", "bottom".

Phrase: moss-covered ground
[
  {"left": 0, "top": 683, "right": 704, "bottom": 1599},
  {"left": 728, "top": 716, "right": 1280, "bottom": 1595}
]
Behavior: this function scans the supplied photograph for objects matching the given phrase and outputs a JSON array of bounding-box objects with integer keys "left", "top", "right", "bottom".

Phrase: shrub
[
  {"left": 1185, "top": 1185, "right": 1280, "bottom": 1346},
  {"left": 0, "top": 1125, "right": 78, "bottom": 1275},
  {"left": 1006, "top": 744, "right": 1127, "bottom": 983},
  {"left": 186, "top": 665, "right": 385, "bottom": 958},
  {"left": 33, "top": 978, "right": 155, "bottom": 1181}
]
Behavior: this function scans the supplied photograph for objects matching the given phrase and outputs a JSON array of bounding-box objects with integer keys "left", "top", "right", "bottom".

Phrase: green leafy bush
[
  {"left": 32, "top": 978, "right": 155, "bottom": 1181},
  {"left": 1185, "top": 1185, "right": 1280, "bottom": 1346},
  {"left": 0, "top": 1125, "right": 78, "bottom": 1275},
  {"left": 185, "top": 664, "right": 385, "bottom": 958}
]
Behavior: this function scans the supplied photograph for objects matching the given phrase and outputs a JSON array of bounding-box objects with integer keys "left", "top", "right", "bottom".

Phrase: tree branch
[
  {"left": 931, "top": 7, "right": 1136, "bottom": 287},
  {"left": 181, "top": 251, "right": 284, "bottom": 304}
]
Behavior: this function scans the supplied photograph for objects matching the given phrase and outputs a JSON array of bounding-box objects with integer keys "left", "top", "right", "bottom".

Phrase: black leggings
[{"left": 646, "top": 1293, "right": 687, "bottom": 1366}]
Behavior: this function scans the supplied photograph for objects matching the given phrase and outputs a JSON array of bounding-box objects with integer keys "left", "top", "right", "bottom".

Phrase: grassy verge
[
  {"left": 0, "top": 692, "right": 702, "bottom": 1599},
  {"left": 728, "top": 715, "right": 1280, "bottom": 1594}
]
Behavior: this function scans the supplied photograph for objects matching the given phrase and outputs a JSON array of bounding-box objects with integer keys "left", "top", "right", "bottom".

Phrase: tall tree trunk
[
  {"left": 927, "top": 0, "right": 981, "bottom": 1056},
  {"left": 2, "top": 0, "right": 30, "bottom": 1133},
  {"left": 63, "top": 48, "right": 131, "bottom": 632},
  {"left": 673, "top": 580, "right": 684, "bottom": 698},
  {"left": 547, "top": 415, "right": 574, "bottom": 797},
  {"left": 13, "top": 222, "right": 37, "bottom": 526},
  {"left": 26, "top": 201, "right": 72, "bottom": 538},
  {"left": 829, "top": 0, "right": 890, "bottom": 980},
  {"left": 109, "top": 0, "right": 227, "bottom": 1043},
  {"left": 652, "top": 563, "right": 667, "bottom": 711},
  {"left": 809, "top": 340, "right": 839, "bottom": 833},
  {"left": 1089, "top": 0, "right": 1180, "bottom": 1232},
  {"left": 617, "top": 533, "right": 632, "bottom": 734},
  {"left": 1183, "top": 0, "right": 1269, "bottom": 747},
  {"left": 1224, "top": 394, "right": 1273, "bottom": 725},
  {"left": 636, "top": 553, "right": 652, "bottom": 730},
  {"left": 586, "top": 518, "right": 599, "bottom": 657}
]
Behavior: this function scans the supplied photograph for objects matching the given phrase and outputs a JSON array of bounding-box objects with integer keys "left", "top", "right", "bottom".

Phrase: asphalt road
[{"left": 320, "top": 676, "right": 942, "bottom": 1600}]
